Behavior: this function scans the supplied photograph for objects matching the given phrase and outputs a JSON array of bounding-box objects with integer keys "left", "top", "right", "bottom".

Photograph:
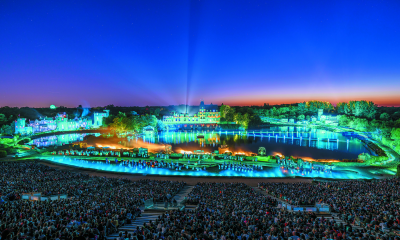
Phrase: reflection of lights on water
[{"left": 32, "top": 128, "right": 366, "bottom": 160}]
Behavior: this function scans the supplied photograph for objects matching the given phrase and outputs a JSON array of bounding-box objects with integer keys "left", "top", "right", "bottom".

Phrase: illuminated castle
[
  {"left": 15, "top": 110, "right": 109, "bottom": 135},
  {"left": 94, "top": 110, "right": 110, "bottom": 127},
  {"left": 163, "top": 101, "right": 220, "bottom": 128}
]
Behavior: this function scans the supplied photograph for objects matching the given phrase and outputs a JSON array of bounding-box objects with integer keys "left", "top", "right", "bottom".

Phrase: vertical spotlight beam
[{"left": 186, "top": 0, "right": 201, "bottom": 113}]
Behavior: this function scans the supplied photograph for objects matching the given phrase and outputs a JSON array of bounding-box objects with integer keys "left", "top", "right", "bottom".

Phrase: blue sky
[{"left": 1, "top": 0, "right": 399, "bottom": 107}]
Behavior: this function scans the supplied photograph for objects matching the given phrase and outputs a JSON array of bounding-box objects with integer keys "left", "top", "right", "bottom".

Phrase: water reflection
[
  {"left": 29, "top": 126, "right": 372, "bottom": 160},
  {"left": 28, "top": 133, "right": 99, "bottom": 147},
  {"left": 123, "top": 127, "right": 372, "bottom": 160}
]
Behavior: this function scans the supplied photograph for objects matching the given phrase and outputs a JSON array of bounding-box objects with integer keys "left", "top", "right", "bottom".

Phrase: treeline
[
  {"left": 94, "top": 105, "right": 167, "bottom": 117},
  {"left": 252, "top": 100, "right": 382, "bottom": 120},
  {"left": 219, "top": 105, "right": 262, "bottom": 128},
  {"left": 249, "top": 100, "right": 400, "bottom": 155},
  {"left": 218, "top": 100, "right": 400, "bottom": 130},
  {"left": 253, "top": 101, "right": 335, "bottom": 120},
  {"left": 103, "top": 112, "right": 158, "bottom": 133},
  {"left": 337, "top": 115, "right": 400, "bottom": 154}
]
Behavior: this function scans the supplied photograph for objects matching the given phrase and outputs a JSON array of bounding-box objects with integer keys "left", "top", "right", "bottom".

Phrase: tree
[
  {"left": 109, "top": 112, "right": 131, "bottom": 133},
  {"left": 306, "top": 101, "right": 316, "bottom": 113},
  {"left": 347, "top": 100, "right": 377, "bottom": 118},
  {"left": 324, "top": 102, "right": 335, "bottom": 113},
  {"left": 233, "top": 112, "right": 250, "bottom": 128},
  {"left": 147, "top": 115, "right": 158, "bottom": 128},
  {"left": 345, "top": 101, "right": 356, "bottom": 115},
  {"left": 288, "top": 106, "right": 297, "bottom": 118},
  {"left": 394, "top": 119, "right": 400, "bottom": 128},
  {"left": 355, "top": 118, "right": 369, "bottom": 131},
  {"left": 102, "top": 114, "right": 114, "bottom": 127},
  {"left": 241, "top": 113, "right": 250, "bottom": 128},
  {"left": 353, "top": 101, "right": 369, "bottom": 117},
  {"left": 249, "top": 115, "right": 262, "bottom": 126},
  {"left": 297, "top": 102, "right": 307, "bottom": 115},
  {"left": 0, "top": 114, "right": 6, "bottom": 125},
  {"left": 1, "top": 125, "right": 12, "bottom": 135},
  {"left": 297, "top": 115, "right": 305, "bottom": 121},
  {"left": 366, "top": 101, "right": 377, "bottom": 119},
  {"left": 156, "top": 120, "right": 167, "bottom": 132},
  {"left": 225, "top": 108, "right": 236, "bottom": 122},
  {"left": 10, "top": 121, "right": 15, "bottom": 134},
  {"left": 0, "top": 121, "right": 14, "bottom": 135},
  {"left": 252, "top": 108, "right": 266, "bottom": 117},
  {"left": 347, "top": 118, "right": 355, "bottom": 128},
  {"left": 220, "top": 105, "right": 231, "bottom": 119},
  {"left": 268, "top": 107, "right": 277, "bottom": 117},
  {"left": 154, "top": 108, "right": 161, "bottom": 117},
  {"left": 392, "top": 128, "right": 400, "bottom": 154},
  {"left": 380, "top": 113, "right": 390, "bottom": 121},
  {"left": 0, "top": 150, "right": 6, "bottom": 158},
  {"left": 336, "top": 102, "right": 347, "bottom": 114},
  {"left": 305, "top": 101, "right": 333, "bottom": 114},
  {"left": 338, "top": 115, "right": 350, "bottom": 126},
  {"left": 279, "top": 107, "right": 290, "bottom": 114},
  {"left": 392, "top": 112, "right": 400, "bottom": 120},
  {"left": 391, "top": 128, "right": 400, "bottom": 140}
]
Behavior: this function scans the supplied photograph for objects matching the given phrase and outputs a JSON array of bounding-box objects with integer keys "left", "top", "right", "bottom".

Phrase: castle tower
[
  {"left": 56, "top": 114, "right": 68, "bottom": 131},
  {"left": 104, "top": 109, "right": 110, "bottom": 117},
  {"left": 200, "top": 100, "right": 205, "bottom": 110},
  {"left": 15, "top": 118, "right": 26, "bottom": 134},
  {"left": 318, "top": 109, "right": 323, "bottom": 121}
]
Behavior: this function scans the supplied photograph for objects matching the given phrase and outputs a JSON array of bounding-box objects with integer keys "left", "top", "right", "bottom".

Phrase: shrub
[
  {"left": 170, "top": 153, "right": 183, "bottom": 158},
  {"left": 218, "top": 124, "right": 241, "bottom": 130},
  {"left": 9, "top": 148, "right": 18, "bottom": 154},
  {"left": 1, "top": 148, "right": 17, "bottom": 154},
  {"left": 0, "top": 150, "right": 7, "bottom": 158}
]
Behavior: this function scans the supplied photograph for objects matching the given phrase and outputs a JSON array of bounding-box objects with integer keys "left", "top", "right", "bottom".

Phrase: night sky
[{"left": 1, "top": 0, "right": 400, "bottom": 107}]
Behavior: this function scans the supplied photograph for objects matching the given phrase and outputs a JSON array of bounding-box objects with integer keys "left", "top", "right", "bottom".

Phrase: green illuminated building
[
  {"left": 162, "top": 101, "right": 220, "bottom": 128},
  {"left": 15, "top": 110, "right": 110, "bottom": 135}
]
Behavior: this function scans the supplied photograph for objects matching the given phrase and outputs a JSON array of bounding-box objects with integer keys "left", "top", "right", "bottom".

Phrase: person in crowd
[
  {"left": 259, "top": 179, "right": 400, "bottom": 239},
  {"left": 0, "top": 162, "right": 185, "bottom": 240}
]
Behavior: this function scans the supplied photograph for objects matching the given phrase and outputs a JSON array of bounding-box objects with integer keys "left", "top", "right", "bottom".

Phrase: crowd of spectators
[
  {"left": 135, "top": 182, "right": 389, "bottom": 240},
  {"left": 0, "top": 162, "right": 87, "bottom": 199},
  {"left": 3, "top": 160, "right": 400, "bottom": 240},
  {"left": 135, "top": 180, "right": 400, "bottom": 240},
  {"left": 140, "top": 182, "right": 283, "bottom": 239},
  {"left": 0, "top": 162, "right": 185, "bottom": 240},
  {"left": 259, "top": 179, "right": 400, "bottom": 239}
]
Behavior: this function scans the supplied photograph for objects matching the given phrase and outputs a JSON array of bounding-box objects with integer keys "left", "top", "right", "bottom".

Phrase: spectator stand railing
[
  {"left": 316, "top": 203, "right": 331, "bottom": 214},
  {"left": 144, "top": 199, "right": 154, "bottom": 209},
  {"left": 22, "top": 192, "right": 68, "bottom": 201},
  {"left": 262, "top": 188, "right": 331, "bottom": 213},
  {"left": 279, "top": 202, "right": 330, "bottom": 213},
  {"left": 144, "top": 199, "right": 186, "bottom": 211}
]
